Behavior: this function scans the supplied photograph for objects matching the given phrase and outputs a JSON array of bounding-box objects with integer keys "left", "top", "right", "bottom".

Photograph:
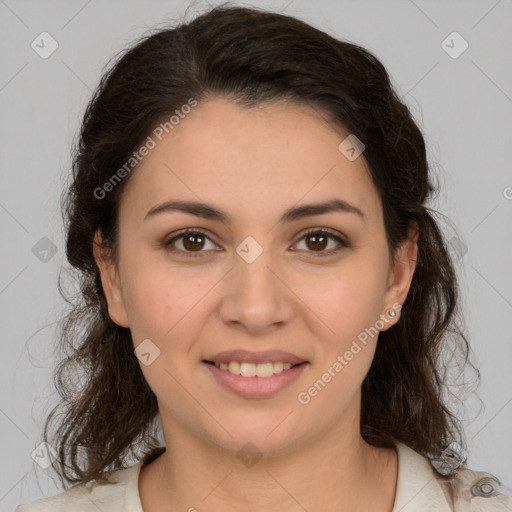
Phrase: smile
[{"left": 203, "top": 361, "right": 309, "bottom": 398}]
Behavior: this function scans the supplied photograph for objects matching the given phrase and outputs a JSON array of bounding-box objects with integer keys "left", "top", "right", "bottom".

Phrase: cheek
[
  {"left": 123, "top": 275, "right": 185, "bottom": 341},
  {"left": 294, "top": 256, "right": 389, "bottom": 341},
  {"left": 293, "top": 263, "right": 386, "bottom": 412},
  {"left": 121, "top": 255, "right": 215, "bottom": 357},
  {"left": 119, "top": 249, "right": 174, "bottom": 341}
]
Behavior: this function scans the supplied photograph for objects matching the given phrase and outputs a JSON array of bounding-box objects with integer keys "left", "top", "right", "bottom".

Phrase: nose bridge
[
  {"left": 234, "top": 240, "right": 281, "bottom": 304},
  {"left": 236, "top": 244, "right": 277, "bottom": 293},
  {"left": 219, "top": 238, "right": 292, "bottom": 331}
]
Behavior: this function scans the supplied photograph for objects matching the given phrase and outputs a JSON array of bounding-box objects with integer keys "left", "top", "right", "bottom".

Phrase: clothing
[{"left": 14, "top": 441, "right": 512, "bottom": 511}]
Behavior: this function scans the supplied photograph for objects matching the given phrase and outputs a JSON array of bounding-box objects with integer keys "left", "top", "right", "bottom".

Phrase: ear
[
  {"left": 93, "top": 230, "right": 130, "bottom": 328},
  {"left": 381, "top": 222, "right": 419, "bottom": 330}
]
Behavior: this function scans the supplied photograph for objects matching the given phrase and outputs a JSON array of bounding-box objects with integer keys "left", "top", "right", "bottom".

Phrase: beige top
[{"left": 14, "top": 442, "right": 512, "bottom": 511}]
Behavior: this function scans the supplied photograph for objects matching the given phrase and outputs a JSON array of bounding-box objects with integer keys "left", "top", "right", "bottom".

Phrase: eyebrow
[{"left": 144, "top": 198, "right": 366, "bottom": 223}]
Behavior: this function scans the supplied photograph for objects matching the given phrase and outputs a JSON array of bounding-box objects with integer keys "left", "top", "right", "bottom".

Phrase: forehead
[{"left": 120, "top": 97, "right": 382, "bottom": 225}]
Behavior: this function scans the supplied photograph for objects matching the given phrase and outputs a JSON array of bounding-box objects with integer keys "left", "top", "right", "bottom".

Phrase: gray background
[{"left": 1, "top": 0, "right": 511, "bottom": 509}]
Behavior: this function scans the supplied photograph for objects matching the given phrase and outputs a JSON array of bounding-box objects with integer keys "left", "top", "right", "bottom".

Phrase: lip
[
  {"left": 203, "top": 361, "right": 309, "bottom": 398},
  {"left": 203, "top": 349, "right": 307, "bottom": 365}
]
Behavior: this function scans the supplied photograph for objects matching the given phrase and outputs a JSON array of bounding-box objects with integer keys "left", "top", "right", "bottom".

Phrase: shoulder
[
  {"left": 394, "top": 441, "right": 512, "bottom": 511},
  {"left": 436, "top": 466, "right": 512, "bottom": 512},
  {"left": 13, "top": 461, "right": 144, "bottom": 512}
]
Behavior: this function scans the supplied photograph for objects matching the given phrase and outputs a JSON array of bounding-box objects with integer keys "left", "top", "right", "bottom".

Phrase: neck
[{"left": 139, "top": 415, "right": 398, "bottom": 512}]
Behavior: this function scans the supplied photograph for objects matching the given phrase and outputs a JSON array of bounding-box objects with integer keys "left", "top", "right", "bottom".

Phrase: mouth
[{"left": 202, "top": 359, "right": 309, "bottom": 398}]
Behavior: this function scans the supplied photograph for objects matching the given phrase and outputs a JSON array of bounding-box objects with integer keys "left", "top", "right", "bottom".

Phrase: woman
[{"left": 15, "top": 4, "right": 511, "bottom": 511}]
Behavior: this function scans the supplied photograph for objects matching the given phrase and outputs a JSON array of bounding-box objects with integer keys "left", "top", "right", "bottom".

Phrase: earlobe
[
  {"left": 92, "top": 230, "right": 130, "bottom": 328},
  {"left": 382, "top": 223, "right": 419, "bottom": 326}
]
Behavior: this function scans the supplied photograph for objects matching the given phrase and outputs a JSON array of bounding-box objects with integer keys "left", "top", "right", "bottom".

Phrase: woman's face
[{"left": 94, "top": 97, "right": 417, "bottom": 456}]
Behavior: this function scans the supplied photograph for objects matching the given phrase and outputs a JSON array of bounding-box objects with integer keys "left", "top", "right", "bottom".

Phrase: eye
[
  {"left": 163, "top": 229, "right": 217, "bottom": 257},
  {"left": 292, "top": 228, "right": 349, "bottom": 256}
]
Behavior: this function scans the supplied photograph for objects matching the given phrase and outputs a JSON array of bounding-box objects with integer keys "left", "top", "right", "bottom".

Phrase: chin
[{"left": 204, "top": 415, "right": 305, "bottom": 459}]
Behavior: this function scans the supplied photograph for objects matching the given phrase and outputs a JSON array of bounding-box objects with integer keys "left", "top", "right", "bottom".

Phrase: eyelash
[{"left": 162, "top": 228, "right": 349, "bottom": 258}]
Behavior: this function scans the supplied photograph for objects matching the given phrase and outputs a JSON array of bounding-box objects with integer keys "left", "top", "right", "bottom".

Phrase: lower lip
[{"left": 203, "top": 362, "right": 309, "bottom": 399}]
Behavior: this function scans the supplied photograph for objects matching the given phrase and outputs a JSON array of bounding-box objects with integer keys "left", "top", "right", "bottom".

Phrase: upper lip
[{"left": 204, "top": 349, "right": 307, "bottom": 365}]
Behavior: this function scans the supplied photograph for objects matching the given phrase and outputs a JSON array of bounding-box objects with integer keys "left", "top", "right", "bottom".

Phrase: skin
[{"left": 94, "top": 96, "right": 419, "bottom": 512}]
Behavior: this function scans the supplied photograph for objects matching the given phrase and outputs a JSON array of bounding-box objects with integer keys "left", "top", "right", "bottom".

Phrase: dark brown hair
[{"left": 44, "top": 3, "right": 478, "bottom": 487}]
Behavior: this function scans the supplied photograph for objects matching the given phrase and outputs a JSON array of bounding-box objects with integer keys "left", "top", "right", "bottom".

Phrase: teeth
[{"left": 213, "top": 361, "right": 294, "bottom": 377}]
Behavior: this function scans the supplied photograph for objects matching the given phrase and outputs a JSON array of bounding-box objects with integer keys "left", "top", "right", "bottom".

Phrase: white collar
[{"left": 392, "top": 441, "right": 452, "bottom": 511}]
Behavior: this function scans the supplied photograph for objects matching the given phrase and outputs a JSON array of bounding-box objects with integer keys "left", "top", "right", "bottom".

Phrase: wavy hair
[{"left": 43, "top": 3, "right": 478, "bottom": 487}]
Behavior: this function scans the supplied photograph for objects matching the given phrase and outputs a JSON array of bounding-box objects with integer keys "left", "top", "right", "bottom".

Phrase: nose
[{"left": 218, "top": 247, "right": 295, "bottom": 335}]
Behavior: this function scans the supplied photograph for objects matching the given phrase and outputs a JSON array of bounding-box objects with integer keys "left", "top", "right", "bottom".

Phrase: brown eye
[
  {"left": 163, "top": 230, "right": 216, "bottom": 256},
  {"left": 294, "top": 229, "right": 348, "bottom": 256}
]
